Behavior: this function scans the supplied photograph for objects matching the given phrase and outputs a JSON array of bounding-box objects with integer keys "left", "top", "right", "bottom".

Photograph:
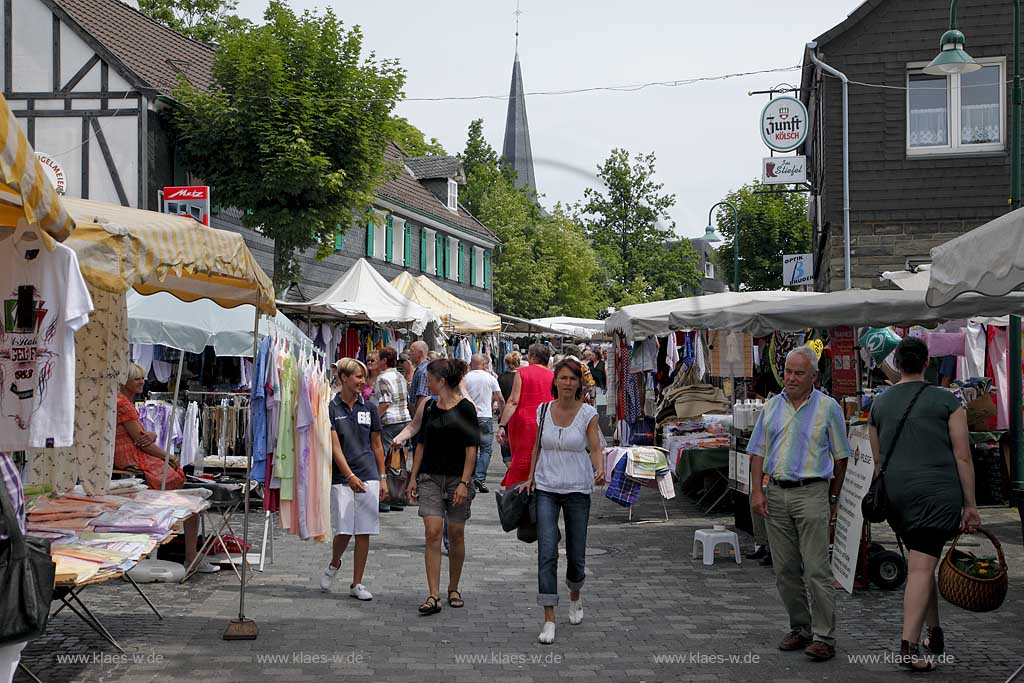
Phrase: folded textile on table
[
  {"left": 108, "top": 478, "right": 145, "bottom": 490},
  {"left": 657, "top": 472, "right": 676, "bottom": 500},
  {"left": 53, "top": 555, "right": 102, "bottom": 583},
  {"left": 91, "top": 502, "right": 178, "bottom": 535}
]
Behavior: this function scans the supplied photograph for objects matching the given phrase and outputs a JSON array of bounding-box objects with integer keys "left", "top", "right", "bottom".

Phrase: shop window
[
  {"left": 391, "top": 217, "right": 405, "bottom": 265},
  {"left": 473, "top": 246, "right": 485, "bottom": 287},
  {"left": 907, "top": 58, "right": 1004, "bottom": 155},
  {"left": 424, "top": 229, "right": 437, "bottom": 273}
]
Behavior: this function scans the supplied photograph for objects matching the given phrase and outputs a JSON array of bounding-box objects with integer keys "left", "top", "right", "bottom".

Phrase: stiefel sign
[
  {"left": 762, "top": 156, "right": 807, "bottom": 185},
  {"left": 760, "top": 97, "right": 808, "bottom": 152}
]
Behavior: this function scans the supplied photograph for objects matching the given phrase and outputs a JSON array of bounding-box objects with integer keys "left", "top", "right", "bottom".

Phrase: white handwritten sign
[{"left": 831, "top": 425, "right": 874, "bottom": 594}]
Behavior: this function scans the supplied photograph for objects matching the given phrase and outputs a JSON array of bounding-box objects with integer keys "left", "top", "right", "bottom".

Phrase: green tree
[
  {"left": 384, "top": 116, "right": 446, "bottom": 157},
  {"left": 577, "top": 148, "right": 700, "bottom": 305},
  {"left": 712, "top": 180, "right": 813, "bottom": 291},
  {"left": 173, "top": 2, "right": 405, "bottom": 289},
  {"left": 138, "top": 0, "right": 249, "bottom": 43},
  {"left": 536, "top": 207, "right": 607, "bottom": 318}
]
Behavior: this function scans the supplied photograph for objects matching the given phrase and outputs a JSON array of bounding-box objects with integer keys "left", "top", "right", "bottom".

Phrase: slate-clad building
[{"left": 801, "top": 0, "right": 1018, "bottom": 290}]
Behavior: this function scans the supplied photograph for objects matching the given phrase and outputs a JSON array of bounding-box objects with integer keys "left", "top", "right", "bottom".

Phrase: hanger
[{"left": 8, "top": 217, "right": 39, "bottom": 246}]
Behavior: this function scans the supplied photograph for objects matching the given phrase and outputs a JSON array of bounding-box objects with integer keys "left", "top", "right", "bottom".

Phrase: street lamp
[
  {"left": 707, "top": 201, "right": 739, "bottom": 291},
  {"left": 925, "top": 0, "right": 1024, "bottom": 495}
]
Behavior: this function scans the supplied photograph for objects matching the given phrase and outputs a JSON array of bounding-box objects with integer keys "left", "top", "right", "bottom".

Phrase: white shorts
[{"left": 330, "top": 481, "right": 381, "bottom": 537}]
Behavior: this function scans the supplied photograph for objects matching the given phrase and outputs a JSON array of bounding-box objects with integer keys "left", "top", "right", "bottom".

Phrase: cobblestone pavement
[{"left": 16, "top": 458, "right": 1024, "bottom": 683}]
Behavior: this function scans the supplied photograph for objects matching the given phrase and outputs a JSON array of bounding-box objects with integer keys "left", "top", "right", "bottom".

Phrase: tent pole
[
  {"left": 224, "top": 291, "right": 259, "bottom": 641},
  {"left": 160, "top": 353, "right": 185, "bottom": 491}
]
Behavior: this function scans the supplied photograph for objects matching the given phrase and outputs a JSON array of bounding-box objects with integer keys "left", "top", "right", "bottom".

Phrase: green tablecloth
[{"left": 675, "top": 447, "right": 730, "bottom": 482}]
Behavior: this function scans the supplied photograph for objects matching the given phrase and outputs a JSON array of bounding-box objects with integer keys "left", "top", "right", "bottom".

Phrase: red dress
[
  {"left": 501, "top": 364, "right": 554, "bottom": 487},
  {"left": 115, "top": 395, "right": 185, "bottom": 490}
]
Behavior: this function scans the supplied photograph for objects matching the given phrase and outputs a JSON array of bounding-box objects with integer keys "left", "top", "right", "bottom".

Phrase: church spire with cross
[{"left": 501, "top": 1, "right": 538, "bottom": 196}]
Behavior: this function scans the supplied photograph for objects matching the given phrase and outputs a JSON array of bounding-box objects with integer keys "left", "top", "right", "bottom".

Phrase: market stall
[
  {"left": 391, "top": 271, "right": 500, "bottom": 333},
  {"left": 531, "top": 316, "right": 607, "bottom": 340}
]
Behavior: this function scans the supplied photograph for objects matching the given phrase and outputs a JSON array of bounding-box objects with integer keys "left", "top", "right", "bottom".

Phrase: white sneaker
[
  {"left": 320, "top": 563, "right": 339, "bottom": 592},
  {"left": 569, "top": 598, "right": 583, "bottom": 625},
  {"left": 349, "top": 583, "right": 373, "bottom": 601},
  {"left": 538, "top": 621, "right": 556, "bottom": 644}
]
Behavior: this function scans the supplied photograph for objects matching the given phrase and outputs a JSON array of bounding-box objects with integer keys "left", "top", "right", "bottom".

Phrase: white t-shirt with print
[
  {"left": 0, "top": 238, "right": 92, "bottom": 451},
  {"left": 464, "top": 369, "right": 500, "bottom": 419}
]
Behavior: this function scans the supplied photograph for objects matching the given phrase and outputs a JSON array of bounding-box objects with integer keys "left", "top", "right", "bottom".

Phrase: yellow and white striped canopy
[
  {"left": 0, "top": 94, "right": 75, "bottom": 240},
  {"left": 391, "top": 272, "right": 500, "bottom": 334}
]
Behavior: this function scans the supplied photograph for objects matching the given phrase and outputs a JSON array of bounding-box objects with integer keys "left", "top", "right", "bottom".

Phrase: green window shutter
[
  {"left": 385, "top": 215, "right": 394, "bottom": 262},
  {"left": 435, "top": 234, "right": 443, "bottom": 276},
  {"left": 444, "top": 237, "right": 452, "bottom": 278},
  {"left": 404, "top": 224, "right": 412, "bottom": 267},
  {"left": 334, "top": 225, "right": 344, "bottom": 252},
  {"left": 420, "top": 230, "right": 427, "bottom": 271},
  {"left": 469, "top": 248, "right": 476, "bottom": 287},
  {"left": 458, "top": 242, "right": 465, "bottom": 282},
  {"left": 366, "top": 218, "right": 374, "bottom": 257},
  {"left": 483, "top": 251, "right": 491, "bottom": 289}
]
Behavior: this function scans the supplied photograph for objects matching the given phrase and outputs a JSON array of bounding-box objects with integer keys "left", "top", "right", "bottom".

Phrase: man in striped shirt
[{"left": 748, "top": 345, "right": 850, "bottom": 662}]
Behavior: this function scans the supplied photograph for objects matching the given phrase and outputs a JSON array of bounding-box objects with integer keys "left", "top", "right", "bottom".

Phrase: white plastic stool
[{"left": 692, "top": 527, "right": 742, "bottom": 566}]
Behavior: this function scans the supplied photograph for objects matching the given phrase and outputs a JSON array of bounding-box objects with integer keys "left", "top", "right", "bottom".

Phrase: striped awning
[
  {"left": 391, "top": 272, "right": 500, "bottom": 333},
  {"left": 0, "top": 94, "right": 75, "bottom": 240}
]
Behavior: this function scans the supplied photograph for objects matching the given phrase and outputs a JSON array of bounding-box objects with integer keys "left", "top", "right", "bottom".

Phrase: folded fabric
[
  {"left": 924, "top": 332, "right": 966, "bottom": 357},
  {"left": 657, "top": 472, "right": 676, "bottom": 500}
]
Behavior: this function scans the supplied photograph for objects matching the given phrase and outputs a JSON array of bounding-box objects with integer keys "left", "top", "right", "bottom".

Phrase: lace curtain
[
  {"left": 909, "top": 107, "right": 948, "bottom": 147},
  {"left": 961, "top": 103, "right": 1000, "bottom": 144}
]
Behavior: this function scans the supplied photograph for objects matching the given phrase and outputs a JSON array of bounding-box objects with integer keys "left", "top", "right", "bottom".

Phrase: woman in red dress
[
  {"left": 498, "top": 344, "right": 554, "bottom": 487},
  {"left": 115, "top": 363, "right": 185, "bottom": 490}
]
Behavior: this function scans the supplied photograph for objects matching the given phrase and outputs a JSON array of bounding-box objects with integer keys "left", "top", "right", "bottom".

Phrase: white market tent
[
  {"left": 127, "top": 290, "right": 311, "bottom": 356},
  {"left": 531, "top": 316, "right": 606, "bottom": 340},
  {"left": 278, "top": 258, "right": 437, "bottom": 335},
  {"left": 685, "top": 288, "right": 1024, "bottom": 337},
  {"left": 605, "top": 291, "right": 821, "bottom": 339}
]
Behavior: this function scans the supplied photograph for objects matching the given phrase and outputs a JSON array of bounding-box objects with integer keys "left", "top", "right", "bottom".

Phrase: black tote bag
[{"left": 0, "top": 480, "right": 56, "bottom": 645}]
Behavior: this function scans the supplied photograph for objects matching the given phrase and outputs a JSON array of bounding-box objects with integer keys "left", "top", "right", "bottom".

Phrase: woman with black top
[
  {"left": 406, "top": 358, "right": 480, "bottom": 615},
  {"left": 869, "top": 337, "right": 979, "bottom": 672}
]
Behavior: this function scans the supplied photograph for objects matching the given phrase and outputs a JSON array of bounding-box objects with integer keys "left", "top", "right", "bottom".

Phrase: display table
[{"left": 675, "top": 447, "right": 730, "bottom": 482}]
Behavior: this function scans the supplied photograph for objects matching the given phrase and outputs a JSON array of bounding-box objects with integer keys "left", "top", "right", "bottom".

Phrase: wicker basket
[{"left": 937, "top": 527, "right": 1008, "bottom": 613}]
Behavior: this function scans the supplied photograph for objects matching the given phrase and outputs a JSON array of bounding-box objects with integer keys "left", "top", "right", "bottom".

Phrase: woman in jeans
[
  {"left": 519, "top": 358, "right": 605, "bottom": 644},
  {"left": 869, "top": 337, "right": 979, "bottom": 672},
  {"left": 406, "top": 358, "right": 479, "bottom": 615}
]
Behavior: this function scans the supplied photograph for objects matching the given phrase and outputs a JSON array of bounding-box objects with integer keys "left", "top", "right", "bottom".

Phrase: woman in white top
[{"left": 519, "top": 357, "right": 606, "bottom": 644}]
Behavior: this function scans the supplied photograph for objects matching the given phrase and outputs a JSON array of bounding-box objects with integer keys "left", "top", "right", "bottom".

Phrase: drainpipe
[{"left": 807, "top": 41, "right": 852, "bottom": 290}]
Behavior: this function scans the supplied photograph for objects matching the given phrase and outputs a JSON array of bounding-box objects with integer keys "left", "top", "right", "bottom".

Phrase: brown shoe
[
  {"left": 804, "top": 641, "right": 835, "bottom": 661},
  {"left": 779, "top": 630, "right": 813, "bottom": 651}
]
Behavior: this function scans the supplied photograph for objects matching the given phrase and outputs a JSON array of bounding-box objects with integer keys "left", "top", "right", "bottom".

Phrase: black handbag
[
  {"left": 0, "top": 479, "right": 56, "bottom": 646},
  {"left": 383, "top": 444, "right": 411, "bottom": 506},
  {"left": 862, "top": 384, "right": 928, "bottom": 524}
]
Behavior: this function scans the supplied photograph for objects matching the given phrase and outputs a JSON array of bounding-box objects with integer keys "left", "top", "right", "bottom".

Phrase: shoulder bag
[
  {"left": 382, "top": 443, "right": 410, "bottom": 506},
  {"left": 862, "top": 384, "right": 928, "bottom": 524},
  {"left": 0, "top": 480, "right": 56, "bottom": 645}
]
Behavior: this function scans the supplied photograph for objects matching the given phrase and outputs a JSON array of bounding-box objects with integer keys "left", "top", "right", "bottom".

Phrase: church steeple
[{"left": 501, "top": 4, "right": 537, "bottom": 196}]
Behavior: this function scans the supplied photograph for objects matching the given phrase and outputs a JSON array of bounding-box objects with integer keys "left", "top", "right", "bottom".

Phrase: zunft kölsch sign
[{"left": 760, "top": 97, "right": 808, "bottom": 152}]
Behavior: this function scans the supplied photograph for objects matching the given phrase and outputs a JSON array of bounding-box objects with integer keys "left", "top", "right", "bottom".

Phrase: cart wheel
[
  {"left": 868, "top": 550, "right": 906, "bottom": 590},
  {"left": 866, "top": 542, "right": 885, "bottom": 556}
]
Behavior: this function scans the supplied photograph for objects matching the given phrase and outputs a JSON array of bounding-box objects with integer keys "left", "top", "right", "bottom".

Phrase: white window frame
[
  {"left": 473, "top": 246, "right": 485, "bottom": 287},
  {"left": 391, "top": 216, "right": 406, "bottom": 265},
  {"left": 447, "top": 179, "right": 459, "bottom": 212},
  {"left": 424, "top": 228, "right": 437, "bottom": 273},
  {"left": 704, "top": 260, "right": 714, "bottom": 280},
  {"left": 906, "top": 57, "right": 1006, "bottom": 156}
]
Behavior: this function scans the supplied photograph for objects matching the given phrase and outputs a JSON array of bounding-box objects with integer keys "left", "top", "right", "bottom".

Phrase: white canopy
[
  {"left": 128, "top": 291, "right": 311, "bottom": 356},
  {"left": 927, "top": 207, "right": 1024, "bottom": 306},
  {"left": 690, "top": 288, "right": 1024, "bottom": 337},
  {"left": 606, "top": 291, "right": 820, "bottom": 339},
  {"left": 278, "top": 258, "right": 436, "bottom": 334},
  {"left": 531, "top": 316, "right": 606, "bottom": 339}
]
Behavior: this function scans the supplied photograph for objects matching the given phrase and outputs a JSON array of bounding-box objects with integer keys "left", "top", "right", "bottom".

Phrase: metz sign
[
  {"left": 760, "top": 97, "right": 808, "bottom": 152},
  {"left": 161, "top": 186, "right": 210, "bottom": 226}
]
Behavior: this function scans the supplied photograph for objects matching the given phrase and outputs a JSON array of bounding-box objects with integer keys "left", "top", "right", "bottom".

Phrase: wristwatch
[
  {"left": 458, "top": 480, "right": 470, "bottom": 488},
  {"left": 829, "top": 494, "right": 839, "bottom": 505}
]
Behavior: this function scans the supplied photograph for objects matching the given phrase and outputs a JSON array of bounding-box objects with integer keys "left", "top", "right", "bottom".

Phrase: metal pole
[
  {"left": 707, "top": 200, "right": 740, "bottom": 290},
  {"left": 807, "top": 42, "right": 852, "bottom": 289},
  {"left": 160, "top": 352, "right": 185, "bottom": 491},
  {"left": 240, "top": 296, "right": 259, "bottom": 618},
  {"left": 1011, "top": 0, "right": 1024, "bottom": 492}
]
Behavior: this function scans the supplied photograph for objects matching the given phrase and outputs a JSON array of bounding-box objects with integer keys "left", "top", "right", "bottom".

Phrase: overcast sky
[{"left": 235, "top": 0, "right": 860, "bottom": 238}]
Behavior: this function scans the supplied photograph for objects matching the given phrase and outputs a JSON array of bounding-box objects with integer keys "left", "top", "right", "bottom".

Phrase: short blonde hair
[
  {"left": 127, "top": 363, "right": 146, "bottom": 382},
  {"left": 335, "top": 357, "right": 367, "bottom": 378},
  {"left": 504, "top": 351, "right": 521, "bottom": 368}
]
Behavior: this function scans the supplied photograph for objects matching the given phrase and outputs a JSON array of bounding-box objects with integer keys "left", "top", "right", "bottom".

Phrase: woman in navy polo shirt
[{"left": 320, "top": 358, "right": 387, "bottom": 600}]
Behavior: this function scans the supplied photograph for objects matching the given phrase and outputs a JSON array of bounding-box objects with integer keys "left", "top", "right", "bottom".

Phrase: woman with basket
[{"left": 869, "top": 337, "right": 980, "bottom": 672}]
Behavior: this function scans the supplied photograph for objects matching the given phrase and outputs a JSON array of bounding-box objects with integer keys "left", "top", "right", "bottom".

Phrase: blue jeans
[
  {"left": 536, "top": 490, "right": 591, "bottom": 607},
  {"left": 473, "top": 418, "right": 494, "bottom": 483}
]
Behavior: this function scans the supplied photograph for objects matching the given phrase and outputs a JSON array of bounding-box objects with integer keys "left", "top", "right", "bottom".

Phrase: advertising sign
[
  {"left": 762, "top": 155, "right": 807, "bottom": 185},
  {"left": 831, "top": 426, "right": 874, "bottom": 594},
  {"left": 760, "top": 97, "right": 809, "bottom": 152},
  {"left": 35, "top": 153, "right": 66, "bottom": 195},
  {"left": 161, "top": 186, "right": 210, "bottom": 226},
  {"left": 831, "top": 325, "right": 858, "bottom": 399},
  {"left": 782, "top": 253, "right": 814, "bottom": 287}
]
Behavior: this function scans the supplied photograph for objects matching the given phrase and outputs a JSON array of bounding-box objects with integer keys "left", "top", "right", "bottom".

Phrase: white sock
[
  {"left": 538, "top": 622, "right": 556, "bottom": 644},
  {"left": 569, "top": 598, "right": 583, "bottom": 625}
]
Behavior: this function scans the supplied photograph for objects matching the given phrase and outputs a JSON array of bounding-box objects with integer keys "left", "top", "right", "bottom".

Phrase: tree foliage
[
  {"left": 577, "top": 148, "right": 700, "bottom": 306},
  {"left": 138, "top": 0, "right": 249, "bottom": 43},
  {"left": 384, "top": 116, "right": 446, "bottom": 157},
  {"left": 712, "top": 180, "right": 813, "bottom": 291},
  {"left": 173, "top": 2, "right": 404, "bottom": 289}
]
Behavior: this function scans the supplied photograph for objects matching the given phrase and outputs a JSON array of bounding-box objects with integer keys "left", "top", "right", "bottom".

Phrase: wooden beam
[
  {"left": 14, "top": 108, "right": 140, "bottom": 118},
  {"left": 138, "top": 95, "right": 146, "bottom": 208},
  {"left": 90, "top": 117, "right": 128, "bottom": 206},
  {"left": 81, "top": 117, "right": 89, "bottom": 199},
  {"left": 5, "top": 0, "right": 12, "bottom": 93},
  {"left": 6, "top": 90, "right": 134, "bottom": 99},
  {"left": 26, "top": 101, "right": 33, "bottom": 146},
  {"left": 52, "top": 15, "right": 60, "bottom": 92},
  {"left": 60, "top": 54, "right": 99, "bottom": 93},
  {"left": 100, "top": 62, "right": 108, "bottom": 108}
]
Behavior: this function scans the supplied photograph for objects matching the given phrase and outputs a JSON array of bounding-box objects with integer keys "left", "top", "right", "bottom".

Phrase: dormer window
[{"left": 447, "top": 179, "right": 458, "bottom": 211}]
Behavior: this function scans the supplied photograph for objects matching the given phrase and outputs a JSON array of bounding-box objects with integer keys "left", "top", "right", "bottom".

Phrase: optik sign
[{"left": 760, "top": 97, "right": 808, "bottom": 152}]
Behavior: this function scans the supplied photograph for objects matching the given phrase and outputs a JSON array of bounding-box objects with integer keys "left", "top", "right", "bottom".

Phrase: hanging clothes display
[{"left": 708, "top": 330, "right": 754, "bottom": 378}]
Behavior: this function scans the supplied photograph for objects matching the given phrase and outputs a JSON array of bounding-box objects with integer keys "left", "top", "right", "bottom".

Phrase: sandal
[
  {"left": 418, "top": 595, "right": 441, "bottom": 615},
  {"left": 923, "top": 626, "right": 944, "bottom": 655},
  {"left": 447, "top": 589, "right": 465, "bottom": 608},
  {"left": 900, "top": 641, "right": 937, "bottom": 672}
]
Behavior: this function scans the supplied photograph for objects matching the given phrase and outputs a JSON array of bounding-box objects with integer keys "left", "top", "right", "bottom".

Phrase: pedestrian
[
  {"left": 497, "top": 351, "right": 520, "bottom": 466},
  {"left": 405, "top": 358, "right": 479, "bottom": 615},
  {"left": 364, "top": 350, "right": 381, "bottom": 402},
  {"left": 868, "top": 337, "right": 979, "bottom": 672},
  {"left": 498, "top": 343, "right": 554, "bottom": 488},
  {"left": 587, "top": 348, "right": 607, "bottom": 393},
  {"left": 320, "top": 358, "right": 387, "bottom": 601},
  {"left": 518, "top": 357, "right": 605, "bottom": 644},
  {"left": 464, "top": 353, "right": 505, "bottom": 493},
  {"left": 748, "top": 345, "right": 851, "bottom": 661},
  {"left": 375, "top": 346, "right": 412, "bottom": 512},
  {"left": 408, "top": 341, "right": 431, "bottom": 421},
  {"left": 399, "top": 352, "right": 415, "bottom": 385}
]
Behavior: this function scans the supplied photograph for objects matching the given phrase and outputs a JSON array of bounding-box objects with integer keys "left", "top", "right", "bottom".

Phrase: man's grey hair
[{"left": 786, "top": 345, "right": 819, "bottom": 371}]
